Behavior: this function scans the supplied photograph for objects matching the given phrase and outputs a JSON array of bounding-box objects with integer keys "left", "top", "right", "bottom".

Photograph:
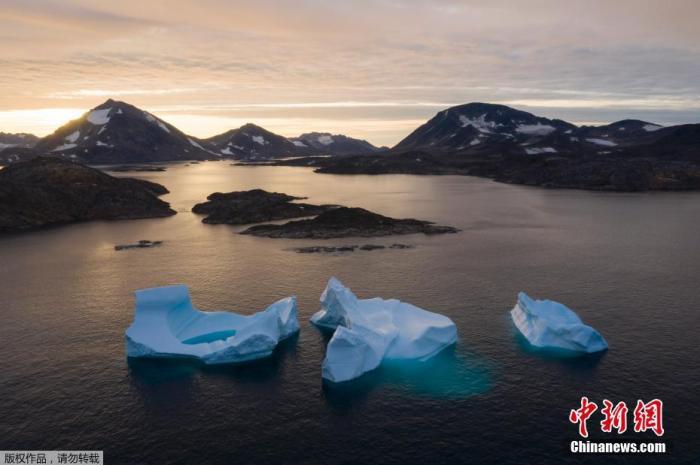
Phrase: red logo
[
  {"left": 600, "top": 399, "right": 628, "bottom": 434},
  {"left": 633, "top": 399, "right": 665, "bottom": 437},
  {"left": 570, "top": 397, "right": 664, "bottom": 437},
  {"left": 569, "top": 397, "right": 598, "bottom": 438}
]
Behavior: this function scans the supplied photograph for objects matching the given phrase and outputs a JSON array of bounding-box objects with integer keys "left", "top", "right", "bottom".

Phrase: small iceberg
[
  {"left": 125, "top": 285, "right": 299, "bottom": 364},
  {"left": 511, "top": 292, "right": 608, "bottom": 354},
  {"left": 311, "top": 278, "right": 458, "bottom": 383}
]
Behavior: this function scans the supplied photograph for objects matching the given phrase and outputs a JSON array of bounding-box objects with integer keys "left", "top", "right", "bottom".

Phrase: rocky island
[
  {"left": 108, "top": 165, "right": 167, "bottom": 172},
  {"left": 293, "top": 243, "right": 413, "bottom": 253},
  {"left": 0, "top": 157, "right": 175, "bottom": 233},
  {"left": 192, "top": 189, "right": 336, "bottom": 224},
  {"left": 241, "top": 207, "right": 459, "bottom": 238}
]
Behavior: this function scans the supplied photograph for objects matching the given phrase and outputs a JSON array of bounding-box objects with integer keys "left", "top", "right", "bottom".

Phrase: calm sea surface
[{"left": 1, "top": 161, "right": 698, "bottom": 464}]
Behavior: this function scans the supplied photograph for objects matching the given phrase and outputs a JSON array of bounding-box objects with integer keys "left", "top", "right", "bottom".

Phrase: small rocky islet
[
  {"left": 0, "top": 157, "right": 175, "bottom": 233},
  {"left": 294, "top": 243, "right": 414, "bottom": 253},
  {"left": 192, "top": 189, "right": 335, "bottom": 224},
  {"left": 108, "top": 165, "right": 167, "bottom": 172},
  {"left": 114, "top": 240, "right": 164, "bottom": 251},
  {"left": 240, "top": 206, "right": 459, "bottom": 239}
]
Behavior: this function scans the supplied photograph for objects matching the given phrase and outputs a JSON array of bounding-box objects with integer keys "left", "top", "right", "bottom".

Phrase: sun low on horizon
[{"left": 1, "top": 0, "right": 699, "bottom": 146}]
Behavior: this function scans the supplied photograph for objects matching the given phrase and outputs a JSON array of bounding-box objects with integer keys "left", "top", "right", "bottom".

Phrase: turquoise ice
[
  {"left": 125, "top": 285, "right": 299, "bottom": 364},
  {"left": 312, "top": 278, "right": 458, "bottom": 383},
  {"left": 511, "top": 292, "right": 608, "bottom": 354}
]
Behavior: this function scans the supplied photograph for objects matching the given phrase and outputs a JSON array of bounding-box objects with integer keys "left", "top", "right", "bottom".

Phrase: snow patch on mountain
[
  {"left": 87, "top": 108, "right": 111, "bottom": 125},
  {"left": 292, "top": 140, "right": 307, "bottom": 147},
  {"left": 52, "top": 143, "right": 77, "bottom": 152},
  {"left": 252, "top": 135, "right": 267, "bottom": 145},
  {"left": 586, "top": 138, "right": 618, "bottom": 147},
  {"left": 459, "top": 114, "right": 497, "bottom": 133},
  {"left": 65, "top": 131, "right": 80, "bottom": 143},
  {"left": 188, "top": 138, "right": 204, "bottom": 150},
  {"left": 317, "top": 135, "right": 334, "bottom": 145},
  {"left": 144, "top": 113, "right": 170, "bottom": 133},
  {"left": 516, "top": 123, "right": 556, "bottom": 136},
  {"left": 525, "top": 147, "right": 557, "bottom": 155},
  {"left": 643, "top": 124, "right": 663, "bottom": 132}
]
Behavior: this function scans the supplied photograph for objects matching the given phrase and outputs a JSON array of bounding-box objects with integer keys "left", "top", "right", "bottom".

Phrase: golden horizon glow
[{"left": 1, "top": 1, "right": 699, "bottom": 145}]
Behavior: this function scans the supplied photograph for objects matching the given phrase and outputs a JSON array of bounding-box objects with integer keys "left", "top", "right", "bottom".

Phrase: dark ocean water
[{"left": 1, "top": 162, "right": 698, "bottom": 465}]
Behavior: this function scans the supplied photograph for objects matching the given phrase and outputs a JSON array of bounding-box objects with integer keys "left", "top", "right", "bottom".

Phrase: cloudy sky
[{"left": 1, "top": 0, "right": 699, "bottom": 146}]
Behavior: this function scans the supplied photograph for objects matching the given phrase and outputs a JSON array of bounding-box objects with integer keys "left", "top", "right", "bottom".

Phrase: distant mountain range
[
  {"left": 2, "top": 99, "right": 699, "bottom": 190},
  {"left": 274, "top": 102, "right": 700, "bottom": 191},
  {"left": 0, "top": 132, "right": 39, "bottom": 151},
  {"left": 291, "top": 132, "right": 383, "bottom": 156},
  {"left": 391, "top": 102, "right": 699, "bottom": 161},
  {"left": 0, "top": 99, "right": 382, "bottom": 164}
]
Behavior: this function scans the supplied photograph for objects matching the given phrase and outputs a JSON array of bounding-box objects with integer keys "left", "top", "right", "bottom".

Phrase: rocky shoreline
[
  {"left": 0, "top": 157, "right": 175, "bottom": 233},
  {"left": 270, "top": 151, "right": 700, "bottom": 192}
]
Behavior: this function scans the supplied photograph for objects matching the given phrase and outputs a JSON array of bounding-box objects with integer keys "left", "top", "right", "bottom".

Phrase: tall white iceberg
[
  {"left": 311, "top": 278, "right": 458, "bottom": 382},
  {"left": 125, "top": 285, "right": 299, "bottom": 364},
  {"left": 511, "top": 292, "right": 608, "bottom": 354}
]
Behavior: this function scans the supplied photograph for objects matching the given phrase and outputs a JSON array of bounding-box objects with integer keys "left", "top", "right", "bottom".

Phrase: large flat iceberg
[
  {"left": 511, "top": 292, "right": 608, "bottom": 354},
  {"left": 125, "top": 285, "right": 299, "bottom": 364},
  {"left": 311, "top": 278, "right": 458, "bottom": 382}
]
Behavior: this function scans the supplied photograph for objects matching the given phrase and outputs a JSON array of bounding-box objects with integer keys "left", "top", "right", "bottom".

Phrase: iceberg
[
  {"left": 125, "top": 285, "right": 299, "bottom": 364},
  {"left": 511, "top": 292, "right": 608, "bottom": 354},
  {"left": 311, "top": 278, "right": 458, "bottom": 382}
]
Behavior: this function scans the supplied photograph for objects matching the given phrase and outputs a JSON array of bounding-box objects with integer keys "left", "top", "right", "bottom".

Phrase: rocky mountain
[
  {"left": 392, "top": 102, "right": 700, "bottom": 162},
  {"left": 31, "top": 99, "right": 215, "bottom": 164},
  {"left": 394, "top": 102, "right": 576, "bottom": 154},
  {"left": 291, "top": 132, "right": 382, "bottom": 156},
  {"left": 204, "top": 123, "right": 310, "bottom": 160},
  {"left": 0, "top": 157, "right": 175, "bottom": 233},
  {"left": 0, "top": 133, "right": 42, "bottom": 165},
  {"left": 0, "top": 132, "right": 39, "bottom": 150},
  {"left": 204, "top": 125, "right": 381, "bottom": 159}
]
